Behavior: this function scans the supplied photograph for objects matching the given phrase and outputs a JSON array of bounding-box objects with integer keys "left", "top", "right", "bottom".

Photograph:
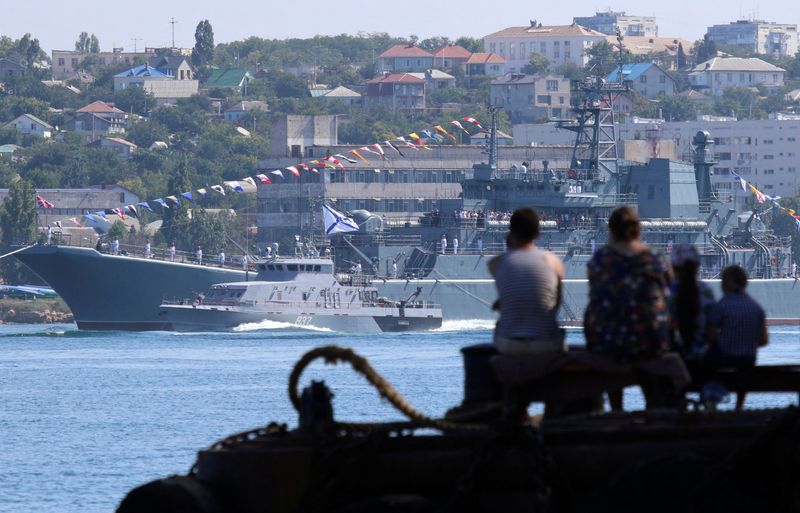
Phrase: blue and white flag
[
  {"left": 95, "top": 210, "right": 107, "bottom": 219},
  {"left": 211, "top": 185, "right": 225, "bottom": 196},
  {"left": 154, "top": 198, "right": 169, "bottom": 209},
  {"left": 730, "top": 170, "right": 747, "bottom": 191},
  {"left": 323, "top": 204, "right": 359, "bottom": 236},
  {"left": 137, "top": 202, "right": 153, "bottom": 212},
  {"left": 224, "top": 181, "right": 244, "bottom": 193},
  {"left": 181, "top": 192, "right": 193, "bottom": 203}
]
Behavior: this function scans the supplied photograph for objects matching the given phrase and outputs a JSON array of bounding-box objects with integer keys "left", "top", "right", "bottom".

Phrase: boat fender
[{"left": 116, "top": 476, "right": 229, "bottom": 513}]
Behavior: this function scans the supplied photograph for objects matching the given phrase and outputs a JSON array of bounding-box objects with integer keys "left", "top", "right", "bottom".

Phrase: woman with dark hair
[
  {"left": 670, "top": 244, "right": 715, "bottom": 358},
  {"left": 585, "top": 206, "right": 672, "bottom": 360}
]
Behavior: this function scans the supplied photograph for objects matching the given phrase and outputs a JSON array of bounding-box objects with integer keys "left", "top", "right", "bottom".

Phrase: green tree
[
  {"left": 113, "top": 86, "right": 154, "bottom": 115},
  {"left": 16, "top": 33, "right": 42, "bottom": 67},
  {"left": 419, "top": 36, "right": 451, "bottom": 52},
  {"left": 521, "top": 53, "right": 550, "bottom": 75},
  {"left": 159, "top": 160, "right": 192, "bottom": 249},
  {"left": 0, "top": 178, "right": 37, "bottom": 245},
  {"left": 74, "top": 32, "right": 100, "bottom": 53},
  {"left": 694, "top": 35, "right": 717, "bottom": 64},
  {"left": 586, "top": 40, "right": 630, "bottom": 76},
  {"left": 192, "top": 20, "right": 215, "bottom": 68},
  {"left": 0, "top": 178, "right": 39, "bottom": 283},
  {"left": 106, "top": 220, "right": 128, "bottom": 242},
  {"left": 677, "top": 43, "right": 687, "bottom": 70},
  {"left": 455, "top": 36, "right": 484, "bottom": 53},
  {"left": 555, "top": 62, "right": 587, "bottom": 82},
  {"left": 187, "top": 208, "right": 233, "bottom": 252},
  {"left": 270, "top": 71, "right": 309, "bottom": 98}
]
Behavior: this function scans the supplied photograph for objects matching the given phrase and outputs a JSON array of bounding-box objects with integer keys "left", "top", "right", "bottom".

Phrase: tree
[
  {"left": 0, "top": 178, "right": 39, "bottom": 284},
  {"left": 419, "top": 36, "right": 451, "bottom": 52},
  {"left": 521, "top": 53, "right": 550, "bottom": 75},
  {"left": 113, "top": 86, "right": 154, "bottom": 115},
  {"left": 159, "top": 160, "right": 192, "bottom": 249},
  {"left": 455, "top": 36, "right": 484, "bottom": 53},
  {"left": 75, "top": 32, "right": 100, "bottom": 53},
  {"left": 586, "top": 40, "right": 630, "bottom": 76},
  {"left": 694, "top": 35, "right": 717, "bottom": 65},
  {"left": 677, "top": 43, "right": 687, "bottom": 70},
  {"left": 192, "top": 20, "right": 215, "bottom": 68},
  {"left": 16, "top": 33, "right": 42, "bottom": 67}
]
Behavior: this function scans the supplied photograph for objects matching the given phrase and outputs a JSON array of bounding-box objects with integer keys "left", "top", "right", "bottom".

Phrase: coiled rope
[{"left": 288, "top": 345, "right": 489, "bottom": 431}]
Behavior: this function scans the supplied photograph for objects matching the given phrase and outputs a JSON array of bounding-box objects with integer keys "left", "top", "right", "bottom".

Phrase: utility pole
[
  {"left": 169, "top": 18, "right": 178, "bottom": 49},
  {"left": 131, "top": 38, "right": 142, "bottom": 53}
]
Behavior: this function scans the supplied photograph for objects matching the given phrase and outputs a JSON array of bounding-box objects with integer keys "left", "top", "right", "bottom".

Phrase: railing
[
  {"left": 162, "top": 296, "right": 440, "bottom": 310},
  {"left": 47, "top": 233, "right": 257, "bottom": 272}
]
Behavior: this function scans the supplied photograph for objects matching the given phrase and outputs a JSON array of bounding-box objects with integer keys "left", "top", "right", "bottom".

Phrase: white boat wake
[
  {"left": 433, "top": 319, "right": 496, "bottom": 332},
  {"left": 232, "top": 319, "right": 333, "bottom": 332}
]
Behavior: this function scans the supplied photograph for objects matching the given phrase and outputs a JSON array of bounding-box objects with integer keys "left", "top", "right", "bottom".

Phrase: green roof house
[{"left": 204, "top": 68, "right": 254, "bottom": 94}]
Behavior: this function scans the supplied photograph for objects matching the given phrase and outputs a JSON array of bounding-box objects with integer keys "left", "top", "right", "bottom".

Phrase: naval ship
[
  {"left": 159, "top": 256, "right": 442, "bottom": 332},
  {"left": 13, "top": 76, "right": 800, "bottom": 329}
]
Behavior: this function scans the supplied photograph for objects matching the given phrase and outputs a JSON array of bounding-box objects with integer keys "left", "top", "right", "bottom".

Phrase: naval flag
[{"left": 323, "top": 205, "right": 359, "bottom": 236}]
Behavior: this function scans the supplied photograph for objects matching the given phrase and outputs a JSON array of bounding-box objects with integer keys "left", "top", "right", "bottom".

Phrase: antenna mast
[{"left": 169, "top": 18, "right": 178, "bottom": 49}]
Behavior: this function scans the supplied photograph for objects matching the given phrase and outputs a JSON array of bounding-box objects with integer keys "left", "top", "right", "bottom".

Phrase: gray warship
[
  {"left": 12, "top": 74, "right": 800, "bottom": 329},
  {"left": 159, "top": 256, "right": 442, "bottom": 332}
]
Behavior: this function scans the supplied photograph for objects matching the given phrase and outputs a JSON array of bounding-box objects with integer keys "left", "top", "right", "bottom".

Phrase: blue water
[{"left": 1, "top": 322, "right": 799, "bottom": 513}]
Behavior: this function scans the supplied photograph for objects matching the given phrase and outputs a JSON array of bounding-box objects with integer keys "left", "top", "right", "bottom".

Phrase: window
[
  {"left": 763, "top": 139, "right": 774, "bottom": 144},
  {"left": 540, "top": 42, "right": 546, "bottom": 53},
  {"left": 519, "top": 42, "right": 525, "bottom": 55},
  {"left": 788, "top": 137, "right": 796, "bottom": 142},
  {"left": 71, "top": 58, "right": 78, "bottom": 66},
  {"left": 559, "top": 96, "right": 564, "bottom": 104},
  {"left": 763, "top": 154, "right": 774, "bottom": 160},
  {"left": 58, "top": 58, "right": 65, "bottom": 66},
  {"left": 717, "top": 152, "right": 732, "bottom": 160},
  {"left": 564, "top": 40, "right": 570, "bottom": 47},
  {"left": 764, "top": 169, "right": 775, "bottom": 175},
  {"left": 546, "top": 79, "right": 558, "bottom": 91},
  {"left": 537, "top": 95, "right": 551, "bottom": 105},
  {"left": 489, "top": 42, "right": 496, "bottom": 53},
  {"left": 640, "top": 75, "right": 647, "bottom": 83}
]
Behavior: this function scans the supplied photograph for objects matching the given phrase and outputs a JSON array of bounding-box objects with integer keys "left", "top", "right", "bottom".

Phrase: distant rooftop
[
  {"left": 691, "top": 57, "right": 786, "bottom": 73},
  {"left": 485, "top": 23, "right": 605, "bottom": 39},
  {"left": 379, "top": 44, "right": 434, "bottom": 59}
]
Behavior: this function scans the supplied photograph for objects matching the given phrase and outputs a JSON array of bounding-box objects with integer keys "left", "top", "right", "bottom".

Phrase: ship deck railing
[
  {"left": 162, "top": 297, "right": 440, "bottom": 310},
  {"left": 49, "top": 233, "right": 259, "bottom": 272}
]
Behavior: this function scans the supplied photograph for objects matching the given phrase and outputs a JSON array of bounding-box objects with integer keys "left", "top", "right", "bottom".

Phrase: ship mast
[{"left": 557, "top": 30, "right": 628, "bottom": 186}]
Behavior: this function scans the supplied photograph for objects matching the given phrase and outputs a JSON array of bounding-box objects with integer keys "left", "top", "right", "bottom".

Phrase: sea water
[{"left": 1, "top": 322, "right": 798, "bottom": 513}]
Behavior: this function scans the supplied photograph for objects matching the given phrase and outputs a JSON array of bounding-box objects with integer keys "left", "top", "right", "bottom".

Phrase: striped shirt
[
  {"left": 494, "top": 247, "right": 561, "bottom": 342},
  {"left": 710, "top": 292, "right": 765, "bottom": 358}
]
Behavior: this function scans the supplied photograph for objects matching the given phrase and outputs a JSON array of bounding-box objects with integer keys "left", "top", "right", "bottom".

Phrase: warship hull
[
  {"left": 14, "top": 244, "right": 800, "bottom": 330},
  {"left": 160, "top": 304, "right": 442, "bottom": 332}
]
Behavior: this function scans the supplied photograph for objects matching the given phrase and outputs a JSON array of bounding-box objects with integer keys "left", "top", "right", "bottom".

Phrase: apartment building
[
  {"left": 52, "top": 48, "right": 156, "bottom": 78},
  {"left": 490, "top": 73, "right": 571, "bottom": 122},
  {"left": 484, "top": 22, "right": 605, "bottom": 72},
  {"left": 689, "top": 57, "right": 786, "bottom": 96},
  {"left": 574, "top": 11, "right": 658, "bottom": 37},
  {"left": 706, "top": 20, "right": 798, "bottom": 57},
  {"left": 514, "top": 116, "right": 800, "bottom": 199}
]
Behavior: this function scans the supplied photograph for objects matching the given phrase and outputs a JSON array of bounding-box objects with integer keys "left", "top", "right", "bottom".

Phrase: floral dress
[{"left": 584, "top": 246, "right": 671, "bottom": 361}]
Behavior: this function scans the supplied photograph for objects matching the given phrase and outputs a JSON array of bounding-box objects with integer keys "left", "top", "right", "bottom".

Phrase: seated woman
[
  {"left": 585, "top": 206, "right": 675, "bottom": 409},
  {"left": 669, "top": 244, "right": 716, "bottom": 359}
]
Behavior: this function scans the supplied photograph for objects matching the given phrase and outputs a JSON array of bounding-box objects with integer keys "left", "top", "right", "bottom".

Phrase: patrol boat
[{"left": 158, "top": 256, "right": 442, "bottom": 332}]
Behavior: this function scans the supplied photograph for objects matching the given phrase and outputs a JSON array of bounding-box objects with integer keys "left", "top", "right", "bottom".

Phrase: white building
[
  {"left": 514, "top": 116, "right": 800, "bottom": 199},
  {"left": 3, "top": 113, "right": 52, "bottom": 138},
  {"left": 706, "top": 20, "right": 798, "bottom": 58},
  {"left": 574, "top": 11, "right": 658, "bottom": 37},
  {"left": 689, "top": 57, "right": 785, "bottom": 96},
  {"left": 484, "top": 22, "right": 606, "bottom": 72}
]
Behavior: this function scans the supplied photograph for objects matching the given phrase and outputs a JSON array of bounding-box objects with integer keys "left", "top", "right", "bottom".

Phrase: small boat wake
[
  {"left": 232, "top": 319, "right": 333, "bottom": 333},
  {"left": 433, "top": 319, "right": 496, "bottom": 332}
]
